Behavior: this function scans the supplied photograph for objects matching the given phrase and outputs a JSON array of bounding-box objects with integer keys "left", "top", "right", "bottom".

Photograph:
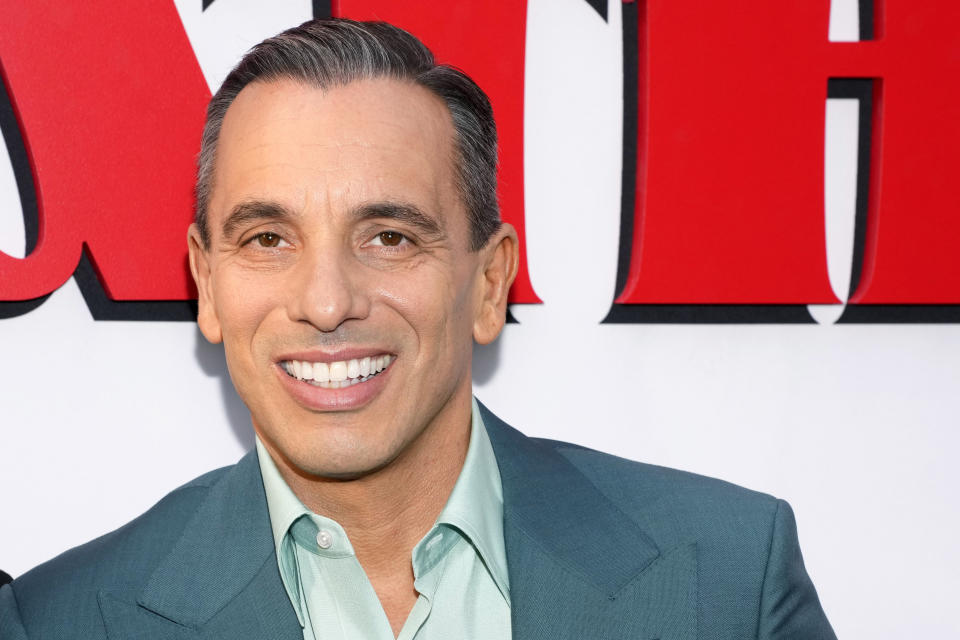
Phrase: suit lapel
[
  {"left": 481, "top": 404, "right": 698, "bottom": 640},
  {"left": 98, "top": 408, "right": 695, "bottom": 639},
  {"left": 99, "top": 452, "right": 301, "bottom": 639}
]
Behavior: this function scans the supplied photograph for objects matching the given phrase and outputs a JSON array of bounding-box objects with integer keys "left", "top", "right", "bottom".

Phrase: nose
[{"left": 286, "top": 245, "right": 371, "bottom": 332}]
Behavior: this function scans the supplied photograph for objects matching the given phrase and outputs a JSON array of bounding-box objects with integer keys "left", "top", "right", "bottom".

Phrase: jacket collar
[
  {"left": 134, "top": 452, "right": 299, "bottom": 634},
  {"left": 480, "top": 403, "right": 698, "bottom": 640},
  {"left": 121, "top": 403, "right": 671, "bottom": 638},
  {"left": 478, "top": 401, "right": 660, "bottom": 597}
]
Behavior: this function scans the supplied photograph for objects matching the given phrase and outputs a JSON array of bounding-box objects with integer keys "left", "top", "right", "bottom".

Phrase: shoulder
[
  {"left": 540, "top": 436, "right": 779, "bottom": 518},
  {"left": 535, "top": 436, "right": 783, "bottom": 559},
  {"left": 481, "top": 402, "right": 782, "bottom": 546},
  {"left": 538, "top": 438, "right": 835, "bottom": 638},
  {"left": 2, "top": 463, "right": 235, "bottom": 637}
]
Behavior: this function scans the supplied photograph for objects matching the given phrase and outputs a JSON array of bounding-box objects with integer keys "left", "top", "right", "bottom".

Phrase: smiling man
[
  {"left": 186, "top": 38, "right": 515, "bottom": 637},
  {"left": 0, "top": 19, "right": 835, "bottom": 640}
]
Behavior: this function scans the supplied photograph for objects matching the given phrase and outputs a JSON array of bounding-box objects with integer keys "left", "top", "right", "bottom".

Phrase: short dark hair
[{"left": 195, "top": 19, "right": 500, "bottom": 251}]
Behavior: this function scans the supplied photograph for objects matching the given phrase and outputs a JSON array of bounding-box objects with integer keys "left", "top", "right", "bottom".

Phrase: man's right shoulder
[{"left": 1, "top": 462, "right": 237, "bottom": 638}]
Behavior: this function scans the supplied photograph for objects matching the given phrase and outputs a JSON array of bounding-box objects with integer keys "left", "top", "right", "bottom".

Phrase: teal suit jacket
[{"left": 0, "top": 405, "right": 836, "bottom": 639}]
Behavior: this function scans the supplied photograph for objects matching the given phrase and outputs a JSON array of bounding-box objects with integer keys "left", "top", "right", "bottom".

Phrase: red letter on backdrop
[
  {"left": 0, "top": 1, "right": 539, "bottom": 310},
  {"left": 0, "top": 2, "right": 210, "bottom": 303},
  {"left": 837, "top": 4, "right": 960, "bottom": 305},
  {"left": 616, "top": 0, "right": 960, "bottom": 308},
  {"left": 333, "top": 0, "right": 541, "bottom": 304}
]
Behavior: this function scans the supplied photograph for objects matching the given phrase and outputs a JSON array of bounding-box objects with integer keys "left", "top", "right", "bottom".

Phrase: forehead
[{"left": 211, "top": 77, "right": 460, "bottom": 226}]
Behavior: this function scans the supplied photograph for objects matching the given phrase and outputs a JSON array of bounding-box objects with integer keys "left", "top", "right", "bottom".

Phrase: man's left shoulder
[
  {"left": 522, "top": 437, "right": 836, "bottom": 639},
  {"left": 546, "top": 438, "right": 778, "bottom": 509},
  {"left": 537, "top": 437, "right": 786, "bottom": 554},
  {"left": 480, "top": 401, "right": 784, "bottom": 548}
]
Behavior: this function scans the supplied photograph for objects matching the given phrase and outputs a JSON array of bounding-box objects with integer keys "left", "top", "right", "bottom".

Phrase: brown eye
[
  {"left": 378, "top": 231, "right": 404, "bottom": 246},
  {"left": 257, "top": 232, "right": 281, "bottom": 247}
]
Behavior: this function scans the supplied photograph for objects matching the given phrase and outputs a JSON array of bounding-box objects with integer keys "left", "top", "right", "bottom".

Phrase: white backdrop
[{"left": 2, "top": 1, "right": 959, "bottom": 638}]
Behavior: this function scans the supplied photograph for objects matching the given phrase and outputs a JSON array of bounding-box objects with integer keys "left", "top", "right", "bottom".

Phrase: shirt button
[{"left": 316, "top": 529, "right": 334, "bottom": 549}]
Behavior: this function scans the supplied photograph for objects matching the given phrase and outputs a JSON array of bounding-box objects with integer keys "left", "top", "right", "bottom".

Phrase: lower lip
[{"left": 274, "top": 361, "right": 393, "bottom": 411}]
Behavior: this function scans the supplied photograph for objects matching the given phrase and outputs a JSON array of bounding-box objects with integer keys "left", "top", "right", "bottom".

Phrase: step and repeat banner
[{"left": 2, "top": 1, "right": 959, "bottom": 637}]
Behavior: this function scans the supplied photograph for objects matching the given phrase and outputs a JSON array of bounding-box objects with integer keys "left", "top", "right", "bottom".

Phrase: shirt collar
[
  {"left": 413, "top": 397, "right": 509, "bottom": 600},
  {"left": 256, "top": 396, "right": 509, "bottom": 624},
  {"left": 255, "top": 437, "right": 311, "bottom": 626}
]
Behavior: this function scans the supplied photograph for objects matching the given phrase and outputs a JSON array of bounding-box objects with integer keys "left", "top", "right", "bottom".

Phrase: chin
[
  {"left": 283, "top": 432, "right": 402, "bottom": 480},
  {"left": 292, "top": 454, "right": 395, "bottom": 481}
]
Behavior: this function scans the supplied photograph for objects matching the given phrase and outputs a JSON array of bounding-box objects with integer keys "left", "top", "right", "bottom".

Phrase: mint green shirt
[{"left": 255, "top": 398, "right": 511, "bottom": 640}]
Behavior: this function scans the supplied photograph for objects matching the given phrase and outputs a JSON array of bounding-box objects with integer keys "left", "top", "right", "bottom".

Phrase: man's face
[{"left": 189, "top": 78, "right": 514, "bottom": 479}]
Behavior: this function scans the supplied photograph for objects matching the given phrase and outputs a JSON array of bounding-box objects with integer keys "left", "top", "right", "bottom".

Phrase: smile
[{"left": 280, "top": 355, "right": 394, "bottom": 389}]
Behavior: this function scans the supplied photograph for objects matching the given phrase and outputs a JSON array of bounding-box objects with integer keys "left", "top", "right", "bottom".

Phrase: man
[{"left": 0, "top": 19, "right": 835, "bottom": 640}]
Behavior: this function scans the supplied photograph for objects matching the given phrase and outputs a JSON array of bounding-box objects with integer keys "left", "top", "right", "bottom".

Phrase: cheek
[
  {"left": 214, "top": 270, "right": 286, "bottom": 356},
  {"left": 373, "top": 262, "right": 476, "bottom": 356}
]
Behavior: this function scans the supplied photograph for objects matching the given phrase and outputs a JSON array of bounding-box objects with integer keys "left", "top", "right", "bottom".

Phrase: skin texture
[{"left": 187, "top": 77, "right": 518, "bottom": 634}]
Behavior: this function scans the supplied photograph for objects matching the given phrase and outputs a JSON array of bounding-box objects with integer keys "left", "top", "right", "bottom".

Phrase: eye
[
  {"left": 370, "top": 231, "right": 408, "bottom": 247},
  {"left": 250, "top": 232, "right": 287, "bottom": 248}
]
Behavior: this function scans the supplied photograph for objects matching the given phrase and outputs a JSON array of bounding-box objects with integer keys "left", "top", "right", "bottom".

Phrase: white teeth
[
  {"left": 283, "top": 355, "right": 392, "bottom": 386},
  {"left": 328, "top": 361, "right": 348, "bottom": 382},
  {"left": 346, "top": 359, "right": 360, "bottom": 379},
  {"left": 313, "top": 361, "right": 330, "bottom": 383}
]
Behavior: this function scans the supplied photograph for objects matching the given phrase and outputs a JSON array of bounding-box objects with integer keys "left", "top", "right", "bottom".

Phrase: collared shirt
[{"left": 256, "top": 398, "right": 511, "bottom": 640}]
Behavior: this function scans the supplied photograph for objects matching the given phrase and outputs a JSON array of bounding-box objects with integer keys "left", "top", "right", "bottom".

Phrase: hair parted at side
[{"left": 195, "top": 18, "right": 500, "bottom": 251}]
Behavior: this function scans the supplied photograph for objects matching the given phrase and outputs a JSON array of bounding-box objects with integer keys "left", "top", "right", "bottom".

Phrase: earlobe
[
  {"left": 187, "top": 224, "right": 223, "bottom": 344},
  {"left": 473, "top": 224, "right": 520, "bottom": 345}
]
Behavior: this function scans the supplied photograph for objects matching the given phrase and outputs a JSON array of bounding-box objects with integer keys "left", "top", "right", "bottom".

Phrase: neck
[{"left": 262, "top": 389, "right": 473, "bottom": 577}]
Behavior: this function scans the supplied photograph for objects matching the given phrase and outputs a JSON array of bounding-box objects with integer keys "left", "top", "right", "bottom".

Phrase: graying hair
[{"left": 195, "top": 18, "right": 500, "bottom": 251}]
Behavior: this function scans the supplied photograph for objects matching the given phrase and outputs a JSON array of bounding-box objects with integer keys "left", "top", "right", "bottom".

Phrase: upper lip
[{"left": 274, "top": 348, "right": 395, "bottom": 364}]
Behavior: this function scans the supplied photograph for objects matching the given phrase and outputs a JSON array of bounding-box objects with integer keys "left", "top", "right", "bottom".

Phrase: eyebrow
[
  {"left": 219, "top": 199, "right": 444, "bottom": 240},
  {"left": 352, "top": 201, "right": 444, "bottom": 239},
  {"left": 221, "top": 200, "right": 295, "bottom": 239}
]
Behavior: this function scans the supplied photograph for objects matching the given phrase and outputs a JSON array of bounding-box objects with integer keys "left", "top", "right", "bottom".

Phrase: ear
[
  {"left": 187, "top": 223, "right": 223, "bottom": 344},
  {"left": 473, "top": 223, "right": 520, "bottom": 345}
]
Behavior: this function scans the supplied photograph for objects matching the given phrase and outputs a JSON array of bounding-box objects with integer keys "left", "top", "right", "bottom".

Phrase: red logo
[{"left": 1, "top": 1, "right": 957, "bottom": 322}]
